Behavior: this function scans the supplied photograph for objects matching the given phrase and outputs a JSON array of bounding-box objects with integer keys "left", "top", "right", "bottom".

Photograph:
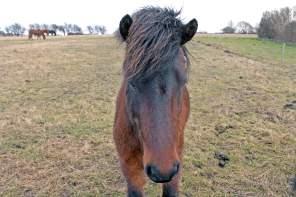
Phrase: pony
[
  {"left": 28, "top": 29, "right": 48, "bottom": 40},
  {"left": 113, "top": 7, "right": 198, "bottom": 197},
  {"left": 40, "top": 29, "right": 49, "bottom": 37},
  {"left": 48, "top": 30, "right": 57, "bottom": 36}
]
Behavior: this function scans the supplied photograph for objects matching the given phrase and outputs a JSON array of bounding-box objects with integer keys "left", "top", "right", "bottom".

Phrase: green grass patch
[{"left": 197, "top": 36, "right": 296, "bottom": 65}]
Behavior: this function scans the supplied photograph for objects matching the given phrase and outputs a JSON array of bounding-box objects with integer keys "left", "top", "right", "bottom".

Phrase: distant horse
[
  {"left": 113, "top": 7, "right": 197, "bottom": 197},
  {"left": 41, "top": 29, "right": 49, "bottom": 36},
  {"left": 48, "top": 30, "right": 56, "bottom": 36},
  {"left": 28, "top": 29, "right": 48, "bottom": 40}
]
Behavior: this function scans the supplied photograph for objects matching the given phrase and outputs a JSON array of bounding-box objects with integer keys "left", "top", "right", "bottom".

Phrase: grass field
[
  {"left": 198, "top": 35, "right": 296, "bottom": 65},
  {"left": 0, "top": 35, "right": 295, "bottom": 196}
]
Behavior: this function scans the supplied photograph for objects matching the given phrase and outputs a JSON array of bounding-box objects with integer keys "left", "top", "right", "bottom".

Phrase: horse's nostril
[
  {"left": 146, "top": 165, "right": 152, "bottom": 177},
  {"left": 145, "top": 164, "right": 158, "bottom": 179}
]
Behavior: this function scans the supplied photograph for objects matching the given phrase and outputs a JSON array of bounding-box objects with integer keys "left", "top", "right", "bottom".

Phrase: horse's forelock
[{"left": 122, "top": 7, "right": 188, "bottom": 82}]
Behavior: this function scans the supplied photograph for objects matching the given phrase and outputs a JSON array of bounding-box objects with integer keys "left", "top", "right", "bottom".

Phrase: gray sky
[{"left": 0, "top": 0, "right": 295, "bottom": 33}]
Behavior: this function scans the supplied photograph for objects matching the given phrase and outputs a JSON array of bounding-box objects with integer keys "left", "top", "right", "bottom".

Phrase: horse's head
[{"left": 119, "top": 8, "right": 197, "bottom": 183}]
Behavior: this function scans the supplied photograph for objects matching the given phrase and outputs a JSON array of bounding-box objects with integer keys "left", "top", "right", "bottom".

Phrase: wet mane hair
[{"left": 119, "top": 7, "right": 190, "bottom": 82}]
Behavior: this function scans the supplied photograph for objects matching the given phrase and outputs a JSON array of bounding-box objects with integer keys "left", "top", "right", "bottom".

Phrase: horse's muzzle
[{"left": 145, "top": 162, "right": 180, "bottom": 183}]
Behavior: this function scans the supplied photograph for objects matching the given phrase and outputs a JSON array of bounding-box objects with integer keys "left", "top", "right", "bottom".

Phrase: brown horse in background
[
  {"left": 28, "top": 29, "right": 48, "bottom": 40},
  {"left": 113, "top": 7, "right": 197, "bottom": 197}
]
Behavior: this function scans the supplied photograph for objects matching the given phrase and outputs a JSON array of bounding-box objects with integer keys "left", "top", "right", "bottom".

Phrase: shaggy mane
[{"left": 119, "top": 7, "right": 189, "bottom": 81}]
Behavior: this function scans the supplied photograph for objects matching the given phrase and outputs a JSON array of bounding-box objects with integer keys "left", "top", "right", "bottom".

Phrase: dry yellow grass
[{"left": 0, "top": 35, "right": 295, "bottom": 196}]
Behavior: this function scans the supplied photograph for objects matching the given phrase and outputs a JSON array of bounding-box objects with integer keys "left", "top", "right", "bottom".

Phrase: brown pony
[
  {"left": 28, "top": 29, "right": 48, "bottom": 40},
  {"left": 113, "top": 7, "right": 197, "bottom": 197},
  {"left": 41, "top": 29, "right": 49, "bottom": 37}
]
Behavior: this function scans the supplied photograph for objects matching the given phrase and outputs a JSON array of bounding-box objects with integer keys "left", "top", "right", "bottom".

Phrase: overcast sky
[{"left": 0, "top": 0, "right": 295, "bottom": 33}]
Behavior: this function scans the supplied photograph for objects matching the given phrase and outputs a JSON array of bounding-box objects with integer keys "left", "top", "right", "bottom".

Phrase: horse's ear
[
  {"left": 181, "top": 19, "right": 198, "bottom": 45},
  {"left": 119, "top": 14, "right": 133, "bottom": 41}
]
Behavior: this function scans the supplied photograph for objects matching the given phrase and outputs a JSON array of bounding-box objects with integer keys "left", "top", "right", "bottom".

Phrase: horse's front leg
[
  {"left": 114, "top": 125, "right": 146, "bottom": 196},
  {"left": 119, "top": 150, "right": 146, "bottom": 197}
]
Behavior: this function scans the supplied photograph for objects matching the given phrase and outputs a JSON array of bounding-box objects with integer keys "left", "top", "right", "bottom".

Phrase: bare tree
[
  {"left": 50, "top": 24, "right": 58, "bottom": 31},
  {"left": 258, "top": 7, "right": 294, "bottom": 41},
  {"left": 87, "top": 25, "right": 94, "bottom": 34},
  {"left": 5, "top": 26, "right": 12, "bottom": 35},
  {"left": 98, "top": 26, "right": 107, "bottom": 35},
  {"left": 73, "top": 24, "right": 82, "bottom": 33},
  {"left": 58, "top": 25, "right": 66, "bottom": 36},
  {"left": 283, "top": 21, "right": 296, "bottom": 42},
  {"left": 236, "top": 21, "right": 255, "bottom": 34},
  {"left": 63, "top": 23, "right": 83, "bottom": 35},
  {"left": 5, "top": 23, "right": 25, "bottom": 36},
  {"left": 93, "top": 25, "right": 107, "bottom": 35},
  {"left": 64, "top": 23, "right": 71, "bottom": 34},
  {"left": 258, "top": 11, "right": 275, "bottom": 39},
  {"left": 94, "top": 25, "right": 100, "bottom": 34}
]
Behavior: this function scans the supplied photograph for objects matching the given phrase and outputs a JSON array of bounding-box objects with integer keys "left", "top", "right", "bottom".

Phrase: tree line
[
  {"left": 221, "top": 6, "right": 296, "bottom": 43},
  {"left": 0, "top": 23, "right": 107, "bottom": 36},
  {"left": 257, "top": 7, "right": 296, "bottom": 43},
  {"left": 222, "top": 21, "right": 256, "bottom": 34}
]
